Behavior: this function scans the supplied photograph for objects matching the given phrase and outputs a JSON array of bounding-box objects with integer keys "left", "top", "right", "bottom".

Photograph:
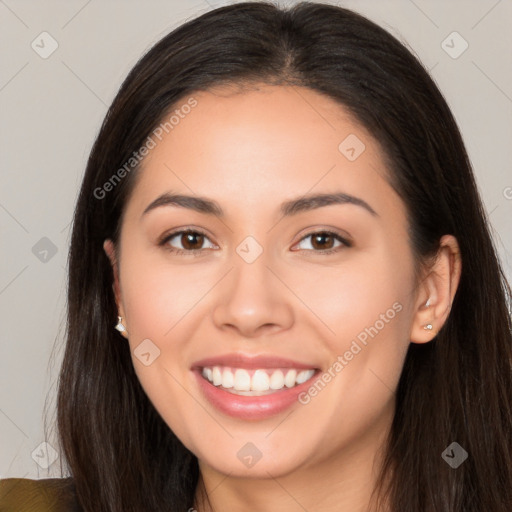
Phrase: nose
[{"left": 211, "top": 252, "right": 294, "bottom": 339}]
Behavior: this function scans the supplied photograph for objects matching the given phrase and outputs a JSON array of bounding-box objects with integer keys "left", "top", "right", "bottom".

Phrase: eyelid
[
  {"left": 292, "top": 230, "right": 352, "bottom": 252},
  {"left": 292, "top": 226, "right": 353, "bottom": 247},
  {"left": 158, "top": 227, "right": 352, "bottom": 255},
  {"left": 157, "top": 227, "right": 216, "bottom": 252}
]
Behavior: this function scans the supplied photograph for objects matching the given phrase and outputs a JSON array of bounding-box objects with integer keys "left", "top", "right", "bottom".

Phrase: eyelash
[{"left": 158, "top": 228, "right": 352, "bottom": 256}]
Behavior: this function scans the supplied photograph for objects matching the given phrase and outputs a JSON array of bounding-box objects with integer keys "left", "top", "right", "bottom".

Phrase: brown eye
[
  {"left": 160, "top": 229, "right": 216, "bottom": 255},
  {"left": 295, "top": 230, "right": 351, "bottom": 254},
  {"left": 311, "top": 232, "right": 336, "bottom": 250},
  {"left": 180, "top": 232, "right": 205, "bottom": 250}
]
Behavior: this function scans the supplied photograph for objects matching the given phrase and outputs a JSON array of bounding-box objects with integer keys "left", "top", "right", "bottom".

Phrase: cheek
[
  {"left": 120, "top": 252, "right": 213, "bottom": 340},
  {"left": 118, "top": 255, "right": 201, "bottom": 441},
  {"left": 128, "top": 357, "right": 197, "bottom": 454},
  {"left": 303, "top": 244, "right": 413, "bottom": 385},
  {"left": 289, "top": 248, "right": 409, "bottom": 338}
]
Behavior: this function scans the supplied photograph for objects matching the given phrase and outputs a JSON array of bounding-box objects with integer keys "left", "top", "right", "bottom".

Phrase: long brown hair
[{"left": 53, "top": 2, "right": 512, "bottom": 510}]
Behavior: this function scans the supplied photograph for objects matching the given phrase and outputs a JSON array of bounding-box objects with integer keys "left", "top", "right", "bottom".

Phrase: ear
[
  {"left": 410, "top": 234, "right": 462, "bottom": 344},
  {"left": 103, "top": 239, "right": 128, "bottom": 337}
]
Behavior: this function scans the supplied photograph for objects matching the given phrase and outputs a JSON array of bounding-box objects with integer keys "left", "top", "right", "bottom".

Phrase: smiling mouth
[{"left": 200, "top": 366, "right": 318, "bottom": 396}]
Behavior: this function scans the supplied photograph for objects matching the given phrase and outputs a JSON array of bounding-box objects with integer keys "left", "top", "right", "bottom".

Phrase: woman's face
[{"left": 104, "top": 84, "right": 430, "bottom": 479}]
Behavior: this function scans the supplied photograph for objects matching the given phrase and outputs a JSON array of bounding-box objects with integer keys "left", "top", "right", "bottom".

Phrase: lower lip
[{"left": 193, "top": 369, "right": 317, "bottom": 421}]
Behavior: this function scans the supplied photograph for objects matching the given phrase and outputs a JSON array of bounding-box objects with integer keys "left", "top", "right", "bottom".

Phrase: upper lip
[{"left": 191, "top": 353, "right": 319, "bottom": 370}]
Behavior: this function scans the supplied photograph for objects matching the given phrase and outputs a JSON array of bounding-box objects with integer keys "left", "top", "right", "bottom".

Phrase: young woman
[{"left": 1, "top": 1, "right": 511, "bottom": 511}]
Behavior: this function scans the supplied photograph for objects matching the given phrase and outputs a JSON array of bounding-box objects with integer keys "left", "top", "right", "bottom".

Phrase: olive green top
[{"left": 0, "top": 478, "right": 81, "bottom": 511}]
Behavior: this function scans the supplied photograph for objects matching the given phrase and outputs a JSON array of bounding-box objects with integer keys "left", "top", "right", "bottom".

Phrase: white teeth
[
  {"left": 222, "top": 368, "right": 234, "bottom": 388},
  {"left": 251, "top": 369, "right": 270, "bottom": 391},
  {"left": 212, "top": 367, "right": 222, "bottom": 386},
  {"left": 201, "top": 366, "right": 316, "bottom": 392},
  {"left": 284, "top": 369, "right": 297, "bottom": 388},
  {"left": 234, "top": 369, "right": 251, "bottom": 391},
  {"left": 269, "top": 370, "right": 285, "bottom": 390},
  {"left": 296, "top": 370, "right": 313, "bottom": 384}
]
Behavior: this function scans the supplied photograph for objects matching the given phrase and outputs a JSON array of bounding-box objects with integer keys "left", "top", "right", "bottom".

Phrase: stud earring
[
  {"left": 115, "top": 316, "right": 126, "bottom": 333},
  {"left": 425, "top": 298, "right": 431, "bottom": 307},
  {"left": 423, "top": 323, "right": 433, "bottom": 330}
]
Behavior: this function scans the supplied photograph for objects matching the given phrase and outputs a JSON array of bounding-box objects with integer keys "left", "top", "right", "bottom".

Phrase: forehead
[{"left": 124, "top": 84, "right": 402, "bottom": 223}]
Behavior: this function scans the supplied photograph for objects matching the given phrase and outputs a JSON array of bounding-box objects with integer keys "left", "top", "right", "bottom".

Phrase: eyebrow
[{"left": 141, "top": 191, "right": 378, "bottom": 219}]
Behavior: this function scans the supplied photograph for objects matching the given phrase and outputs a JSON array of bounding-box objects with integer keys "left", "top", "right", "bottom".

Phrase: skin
[{"left": 104, "top": 84, "right": 461, "bottom": 512}]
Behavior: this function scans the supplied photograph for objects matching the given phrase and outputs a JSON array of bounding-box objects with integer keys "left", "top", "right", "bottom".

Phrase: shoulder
[{"left": 0, "top": 477, "right": 81, "bottom": 511}]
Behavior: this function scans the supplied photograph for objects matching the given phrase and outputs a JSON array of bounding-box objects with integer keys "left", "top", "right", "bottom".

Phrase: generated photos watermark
[
  {"left": 94, "top": 96, "right": 198, "bottom": 200},
  {"left": 298, "top": 301, "right": 403, "bottom": 404}
]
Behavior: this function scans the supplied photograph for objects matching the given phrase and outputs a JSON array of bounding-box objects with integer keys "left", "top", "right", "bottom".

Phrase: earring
[
  {"left": 424, "top": 299, "right": 433, "bottom": 330},
  {"left": 115, "top": 316, "right": 126, "bottom": 333}
]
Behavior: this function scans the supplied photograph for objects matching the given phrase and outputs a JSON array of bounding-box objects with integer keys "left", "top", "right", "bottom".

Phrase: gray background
[{"left": 1, "top": 0, "right": 511, "bottom": 479}]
